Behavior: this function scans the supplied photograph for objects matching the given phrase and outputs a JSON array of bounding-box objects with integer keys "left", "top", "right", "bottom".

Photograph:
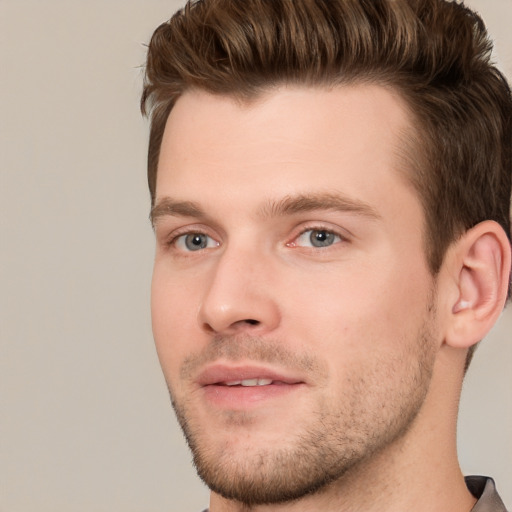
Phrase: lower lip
[{"left": 202, "top": 382, "right": 304, "bottom": 408}]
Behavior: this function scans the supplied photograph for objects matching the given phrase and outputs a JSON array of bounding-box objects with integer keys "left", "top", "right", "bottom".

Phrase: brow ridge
[
  {"left": 150, "top": 192, "right": 380, "bottom": 227},
  {"left": 150, "top": 198, "right": 206, "bottom": 226},
  {"left": 258, "top": 192, "right": 381, "bottom": 220}
]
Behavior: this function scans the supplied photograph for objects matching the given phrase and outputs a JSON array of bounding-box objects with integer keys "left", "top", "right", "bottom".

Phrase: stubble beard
[{"left": 168, "top": 313, "right": 438, "bottom": 506}]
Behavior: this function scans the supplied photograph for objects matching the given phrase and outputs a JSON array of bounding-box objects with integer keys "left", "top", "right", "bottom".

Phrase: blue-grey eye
[
  {"left": 295, "top": 229, "right": 341, "bottom": 248},
  {"left": 175, "top": 233, "right": 217, "bottom": 251},
  {"left": 186, "top": 233, "right": 208, "bottom": 250}
]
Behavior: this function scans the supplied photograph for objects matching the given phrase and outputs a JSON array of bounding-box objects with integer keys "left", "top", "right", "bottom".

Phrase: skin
[{"left": 151, "top": 85, "right": 480, "bottom": 511}]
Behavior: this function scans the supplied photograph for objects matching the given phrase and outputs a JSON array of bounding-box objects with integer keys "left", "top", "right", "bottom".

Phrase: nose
[{"left": 197, "top": 245, "right": 281, "bottom": 335}]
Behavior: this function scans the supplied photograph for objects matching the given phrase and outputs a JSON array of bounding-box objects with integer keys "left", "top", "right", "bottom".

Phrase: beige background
[{"left": 1, "top": 1, "right": 510, "bottom": 510}]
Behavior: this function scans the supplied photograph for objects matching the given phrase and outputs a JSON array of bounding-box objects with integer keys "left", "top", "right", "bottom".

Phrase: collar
[{"left": 466, "top": 476, "right": 508, "bottom": 512}]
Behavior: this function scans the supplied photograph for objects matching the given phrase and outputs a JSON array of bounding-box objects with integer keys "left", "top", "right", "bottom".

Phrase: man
[{"left": 141, "top": 0, "right": 511, "bottom": 510}]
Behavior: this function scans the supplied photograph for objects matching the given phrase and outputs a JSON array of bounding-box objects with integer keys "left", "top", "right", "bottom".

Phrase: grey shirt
[
  {"left": 467, "top": 476, "right": 509, "bottom": 512},
  {"left": 201, "top": 476, "right": 508, "bottom": 511}
]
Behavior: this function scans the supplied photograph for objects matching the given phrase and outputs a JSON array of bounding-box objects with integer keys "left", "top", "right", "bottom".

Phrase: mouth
[
  {"left": 196, "top": 364, "right": 306, "bottom": 408},
  {"left": 197, "top": 364, "right": 305, "bottom": 387}
]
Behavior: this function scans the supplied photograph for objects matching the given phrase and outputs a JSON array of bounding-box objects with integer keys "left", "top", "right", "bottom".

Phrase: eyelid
[
  {"left": 174, "top": 232, "right": 219, "bottom": 251},
  {"left": 287, "top": 223, "right": 350, "bottom": 248},
  {"left": 160, "top": 223, "right": 221, "bottom": 248}
]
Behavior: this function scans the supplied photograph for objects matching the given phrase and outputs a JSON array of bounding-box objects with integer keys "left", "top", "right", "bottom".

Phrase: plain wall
[{"left": 1, "top": 1, "right": 510, "bottom": 510}]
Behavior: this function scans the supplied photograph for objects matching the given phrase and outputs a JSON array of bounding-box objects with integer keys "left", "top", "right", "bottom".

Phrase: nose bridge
[{"left": 198, "top": 240, "right": 280, "bottom": 334}]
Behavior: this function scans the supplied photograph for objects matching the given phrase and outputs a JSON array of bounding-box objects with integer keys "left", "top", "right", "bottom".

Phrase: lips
[
  {"left": 197, "top": 364, "right": 304, "bottom": 387},
  {"left": 196, "top": 364, "right": 306, "bottom": 408}
]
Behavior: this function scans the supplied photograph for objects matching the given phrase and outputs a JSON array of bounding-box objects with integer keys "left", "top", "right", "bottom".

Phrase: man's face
[{"left": 151, "top": 86, "right": 440, "bottom": 505}]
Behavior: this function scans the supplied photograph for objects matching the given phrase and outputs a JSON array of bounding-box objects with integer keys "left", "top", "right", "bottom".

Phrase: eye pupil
[
  {"left": 310, "top": 230, "right": 335, "bottom": 247},
  {"left": 185, "top": 233, "right": 207, "bottom": 250}
]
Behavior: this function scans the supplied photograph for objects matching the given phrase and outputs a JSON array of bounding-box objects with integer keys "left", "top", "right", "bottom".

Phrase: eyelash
[
  {"left": 288, "top": 225, "right": 348, "bottom": 249},
  {"left": 164, "top": 224, "right": 348, "bottom": 253},
  {"left": 166, "top": 228, "right": 219, "bottom": 250}
]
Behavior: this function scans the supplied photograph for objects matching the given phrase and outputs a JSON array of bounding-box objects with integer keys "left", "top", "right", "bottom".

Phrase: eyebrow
[
  {"left": 258, "top": 192, "right": 381, "bottom": 220},
  {"left": 151, "top": 198, "right": 206, "bottom": 226},
  {"left": 150, "top": 192, "right": 381, "bottom": 227}
]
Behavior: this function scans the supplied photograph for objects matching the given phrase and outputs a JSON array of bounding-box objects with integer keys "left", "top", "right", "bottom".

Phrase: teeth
[
  {"left": 224, "top": 378, "right": 273, "bottom": 386},
  {"left": 254, "top": 378, "right": 273, "bottom": 386},
  {"left": 241, "top": 379, "right": 259, "bottom": 386}
]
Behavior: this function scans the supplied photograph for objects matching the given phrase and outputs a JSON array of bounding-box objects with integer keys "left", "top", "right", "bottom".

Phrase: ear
[{"left": 444, "top": 221, "right": 511, "bottom": 349}]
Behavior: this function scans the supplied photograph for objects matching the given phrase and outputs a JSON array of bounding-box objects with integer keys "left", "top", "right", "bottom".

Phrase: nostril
[
  {"left": 202, "top": 322, "right": 216, "bottom": 333},
  {"left": 244, "top": 319, "right": 260, "bottom": 325}
]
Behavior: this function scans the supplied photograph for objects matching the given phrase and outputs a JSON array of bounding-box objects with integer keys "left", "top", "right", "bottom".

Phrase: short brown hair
[{"left": 141, "top": 0, "right": 512, "bottom": 345}]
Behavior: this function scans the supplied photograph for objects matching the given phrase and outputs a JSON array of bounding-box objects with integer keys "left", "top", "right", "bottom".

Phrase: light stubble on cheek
[{"left": 164, "top": 288, "right": 439, "bottom": 506}]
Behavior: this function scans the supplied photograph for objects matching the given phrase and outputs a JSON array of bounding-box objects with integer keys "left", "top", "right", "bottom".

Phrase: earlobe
[{"left": 445, "top": 221, "right": 511, "bottom": 349}]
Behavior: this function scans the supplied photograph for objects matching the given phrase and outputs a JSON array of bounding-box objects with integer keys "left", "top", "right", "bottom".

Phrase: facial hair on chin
[{"left": 168, "top": 318, "right": 438, "bottom": 506}]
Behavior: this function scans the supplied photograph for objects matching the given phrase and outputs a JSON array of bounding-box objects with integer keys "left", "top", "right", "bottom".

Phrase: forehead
[{"left": 156, "top": 85, "right": 418, "bottom": 220}]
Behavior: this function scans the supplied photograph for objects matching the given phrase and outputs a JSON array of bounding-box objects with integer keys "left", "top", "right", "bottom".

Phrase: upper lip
[{"left": 196, "top": 363, "right": 306, "bottom": 387}]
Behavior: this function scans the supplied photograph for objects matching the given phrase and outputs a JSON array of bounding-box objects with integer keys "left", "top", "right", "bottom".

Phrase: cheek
[
  {"left": 284, "top": 258, "right": 432, "bottom": 356},
  {"left": 150, "top": 266, "right": 201, "bottom": 376}
]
